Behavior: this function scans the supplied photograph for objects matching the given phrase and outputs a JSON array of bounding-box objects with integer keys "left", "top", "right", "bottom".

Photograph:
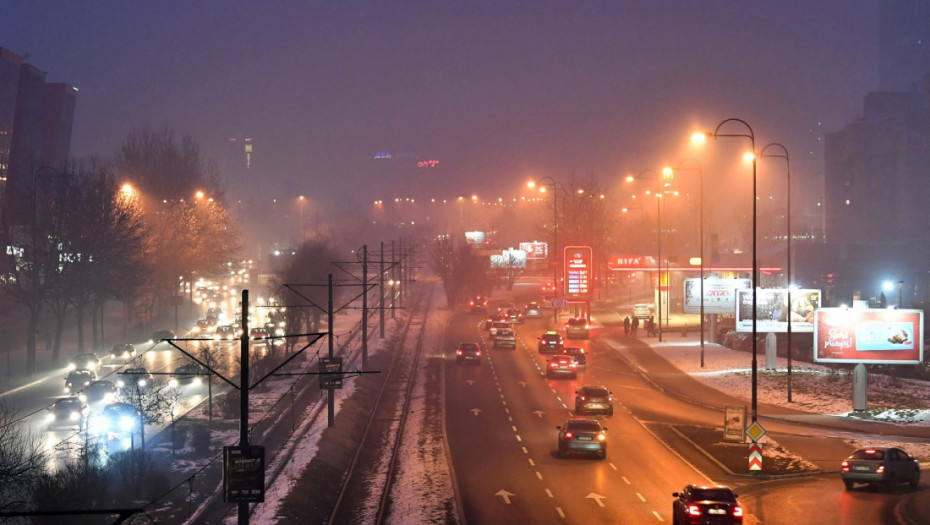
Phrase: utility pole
[
  {"left": 238, "top": 290, "right": 250, "bottom": 525},
  {"left": 391, "top": 240, "right": 396, "bottom": 320},
  {"left": 380, "top": 241, "right": 385, "bottom": 338},
  {"left": 328, "top": 274, "right": 335, "bottom": 427},
  {"left": 362, "top": 245, "right": 368, "bottom": 368}
]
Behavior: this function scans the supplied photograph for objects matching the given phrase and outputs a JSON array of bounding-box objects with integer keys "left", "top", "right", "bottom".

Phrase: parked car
[
  {"left": 546, "top": 354, "right": 578, "bottom": 379},
  {"left": 563, "top": 347, "right": 586, "bottom": 368},
  {"left": 109, "top": 343, "right": 137, "bottom": 361},
  {"left": 67, "top": 352, "right": 102, "bottom": 372},
  {"left": 632, "top": 303, "right": 654, "bottom": 320},
  {"left": 493, "top": 328, "right": 517, "bottom": 348},
  {"left": 574, "top": 385, "right": 613, "bottom": 415},
  {"left": 565, "top": 317, "right": 589, "bottom": 339},
  {"left": 64, "top": 369, "right": 97, "bottom": 393},
  {"left": 841, "top": 447, "right": 920, "bottom": 491},
  {"left": 455, "top": 342, "right": 482, "bottom": 364},
  {"left": 45, "top": 396, "right": 89, "bottom": 429},
  {"left": 556, "top": 418, "right": 607, "bottom": 459},
  {"left": 671, "top": 484, "right": 743, "bottom": 524}
]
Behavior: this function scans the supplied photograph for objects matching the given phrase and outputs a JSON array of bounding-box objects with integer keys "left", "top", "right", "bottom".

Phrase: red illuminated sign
[
  {"left": 607, "top": 255, "right": 654, "bottom": 269},
  {"left": 519, "top": 241, "right": 548, "bottom": 260},
  {"left": 813, "top": 308, "right": 924, "bottom": 364},
  {"left": 564, "top": 246, "right": 592, "bottom": 296}
]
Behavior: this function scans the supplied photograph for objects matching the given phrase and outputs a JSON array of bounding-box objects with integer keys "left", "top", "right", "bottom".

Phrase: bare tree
[
  {"left": 429, "top": 235, "right": 491, "bottom": 307},
  {"left": 0, "top": 400, "right": 48, "bottom": 512}
]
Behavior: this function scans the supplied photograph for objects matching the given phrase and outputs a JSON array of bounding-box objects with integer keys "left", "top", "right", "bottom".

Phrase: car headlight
[
  {"left": 118, "top": 416, "right": 134, "bottom": 432},
  {"left": 168, "top": 378, "right": 179, "bottom": 388},
  {"left": 78, "top": 393, "right": 87, "bottom": 402},
  {"left": 116, "top": 380, "right": 125, "bottom": 388},
  {"left": 45, "top": 412, "right": 55, "bottom": 423},
  {"left": 103, "top": 392, "right": 115, "bottom": 403},
  {"left": 138, "top": 379, "right": 147, "bottom": 387},
  {"left": 67, "top": 363, "right": 76, "bottom": 371},
  {"left": 69, "top": 411, "right": 80, "bottom": 421},
  {"left": 192, "top": 377, "right": 202, "bottom": 386}
]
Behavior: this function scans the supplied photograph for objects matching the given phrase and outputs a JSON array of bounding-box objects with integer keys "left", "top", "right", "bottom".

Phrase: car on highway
[
  {"left": 485, "top": 313, "right": 506, "bottom": 330},
  {"left": 546, "top": 354, "right": 578, "bottom": 379},
  {"left": 565, "top": 317, "right": 590, "bottom": 339},
  {"left": 64, "top": 369, "right": 97, "bottom": 393},
  {"left": 556, "top": 417, "right": 607, "bottom": 459},
  {"left": 80, "top": 380, "right": 120, "bottom": 404},
  {"left": 671, "top": 484, "right": 744, "bottom": 524},
  {"left": 505, "top": 308, "right": 524, "bottom": 324},
  {"left": 537, "top": 331, "right": 565, "bottom": 354},
  {"left": 121, "top": 367, "right": 155, "bottom": 389},
  {"left": 193, "top": 318, "right": 212, "bottom": 334},
  {"left": 574, "top": 385, "right": 613, "bottom": 415},
  {"left": 455, "top": 342, "right": 482, "bottom": 364},
  {"left": 468, "top": 295, "right": 488, "bottom": 312},
  {"left": 151, "top": 329, "right": 176, "bottom": 342},
  {"left": 67, "top": 352, "right": 102, "bottom": 372},
  {"left": 841, "top": 446, "right": 920, "bottom": 491},
  {"left": 489, "top": 321, "right": 510, "bottom": 338},
  {"left": 563, "top": 346, "right": 586, "bottom": 368},
  {"left": 45, "top": 396, "right": 90, "bottom": 429},
  {"left": 493, "top": 327, "right": 517, "bottom": 349},
  {"left": 215, "top": 325, "right": 239, "bottom": 341},
  {"left": 93, "top": 402, "right": 139, "bottom": 439},
  {"left": 109, "top": 343, "right": 137, "bottom": 361},
  {"left": 523, "top": 302, "right": 542, "bottom": 318},
  {"left": 633, "top": 303, "right": 654, "bottom": 320},
  {"left": 171, "top": 363, "right": 208, "bottom": 386},
  {"left": 249, "top": 327, "right": 270, "bottom": 342}
]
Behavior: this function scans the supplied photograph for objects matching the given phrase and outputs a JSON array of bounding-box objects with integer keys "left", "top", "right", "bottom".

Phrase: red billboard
[
  {"left": 564, "top": 246, "right": 592, "bottom": 296},
  {"left": 519, "top": 241, "right": 548, "bottom": 260},
  {"left": 813, "top": 308, "right": 924, "bottom": 364}
]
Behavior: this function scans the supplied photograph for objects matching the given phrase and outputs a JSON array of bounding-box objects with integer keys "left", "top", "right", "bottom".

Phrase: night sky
[{"left": 1, "top": 1, "right": 878, "bottom": 214}]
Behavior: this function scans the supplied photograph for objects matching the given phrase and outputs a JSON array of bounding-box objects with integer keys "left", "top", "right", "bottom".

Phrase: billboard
[
  {"left": 683, "top": 278, "right": 751, "bottom": 315},
  {"left": 735, "top": 288, "right": 821, "bottom": 333},
  {"left": 519, "top": 241, "right": 548, "bottom": 260},
  {"left": 490, "top": 248, "right": 527, "bottom": 269},
  {"left": 813, "top": 308, "right": 924, "bottom": 364},
  {"left": 464, "top": 231, "right": 486, "bottom": 245},
  {"left": 563, "top": 246, "right": 592, "bottom": 296}
]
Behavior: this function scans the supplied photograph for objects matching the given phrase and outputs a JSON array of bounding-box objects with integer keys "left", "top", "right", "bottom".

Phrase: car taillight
[
  {"left": 550, "top": 362, "right": 558, "bottom": 368},
  {"left": 687, "top": 504, "right": 701, "bottom": 517},
  {"left": 579, "top": 396, "right": 586, "bottom": 401},
  {"left": 875, "top": 465, "right": 885, "bottom": 474},
  {"left": 841, "top": 460, "right": 849, "bottom": 472},
  {"left": 475, "top": 351, "right": 481, "bottom": 356},
  {"left": 607, "top": 395, "right": 613, "bottom": 401},
  {"left": 585, "top": 324, "right": 590, "bottom": 329},
  {"left": 456, "top": 350, "right": 463, "bottom": 356},
  {"left": 564, "top": 432, "right": 573, "bottom": 438},
  {"left": 733, "top": 505, "right": 743, "bottom": 517}
]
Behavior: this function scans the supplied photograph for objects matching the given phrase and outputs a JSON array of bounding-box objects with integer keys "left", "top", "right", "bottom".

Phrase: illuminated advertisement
[
  {"left": 813, "top": 308, "right": 924, "bottom": 364},
  {"left": 683, "top": 278, "right": 751, "bottom": 315},
  {"left": 464, "top": 231, "right": 486, "bottom": 245},
  {"left": 735, "top": 289, "right": 821, "bottom": 333},
  {"left": 563, "top": 246, "right": 592, "bottom": 296},
  {"left": 606, "top": 255, "right": 656, "bottom": 270},
  {"left": 518, "top": 241, "right": 548, "bottom": 260},
  {"left": 490, "top": 248, "right": 527, "bottom": 269}
]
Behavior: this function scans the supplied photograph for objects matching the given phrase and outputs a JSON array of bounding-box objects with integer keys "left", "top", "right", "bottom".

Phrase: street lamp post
[
  {"left": 627, "top": 169, "right": 664, "bottom": 342},
  {"left": 670, "top": 159, "right": 704, "bottom": 365},
  {"left": 529, "top": 177, "right": 560, "bottom": 323},
  {"left": 708, "top": 118, "right": 759, "bottom": 422},
  {"left": 761, "top": 143, "right": 793, "bottom": 402},
  {"left": 299, "top": 195, "right": 306, "bottom": 241}
]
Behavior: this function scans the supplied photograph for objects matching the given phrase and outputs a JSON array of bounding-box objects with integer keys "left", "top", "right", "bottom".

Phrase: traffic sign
[
  {"left": 319, "top": 357, "right": 343, "bottom": 389},
  {"left": 745, "top": 420, "right": 766, "bottom": 442},
  {"left": 748, "top": 442, "right": 763, "bottom": 471}
]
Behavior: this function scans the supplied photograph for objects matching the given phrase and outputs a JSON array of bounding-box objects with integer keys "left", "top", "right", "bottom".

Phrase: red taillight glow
[
  {"left": 550, "top": 362, "right": 559, "bottom": 368},
  {"left": 841, "top": 460, "right": 849, "bottom": 472},
  {"left": 579, "top": 396, "right": 586, "bottom": 401},
  {"left": 875, "top": 465, "right": 885, "bottom": 474},
  {"left": 475, "top": 351, "right": 481, "bottom": 356},
  {"left": 733, "top": 506, "right": 743, "bottom": 517},
  {"left": 564, "top": 432, "right": 573, "bottom": 438},
  {"left": 608, "top": 395, "right": 613, "bottom": 401},
  {"left": 687, "top": 504, "right": 701, "bottom": 517},
  {"left": 865, "top": 449, "right": 876, "bottom": 454},
  {"left": 456, "top": 350, "right": 463, "bottom": 356}
]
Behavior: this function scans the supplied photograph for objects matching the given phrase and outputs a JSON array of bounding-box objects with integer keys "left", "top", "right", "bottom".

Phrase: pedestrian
[
  {"left": 631, "top": 316, "right": 639, "bottom": 337},
  {"left": 647, "top": 315, "right": 656, "bottom": 337},
  {"left": 623, "top": 316, "right": 631, "bottom": 337}
]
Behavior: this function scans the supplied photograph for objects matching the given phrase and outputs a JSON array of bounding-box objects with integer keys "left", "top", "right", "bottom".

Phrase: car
[
  {"left": 67, "top": 352, "right": 102, "bottom": 372},
  {"left": 206, "top": 307, "right": 224, "bottom": 318},
  {"left": 152, "top": 329, "right": 176, "bottom": 342},
  {"left": 575, "top": 385, "right": 613, "bottom": 415},
  {"left": 80, "top": 380, "right": 120, "bottom": 404},
  {"left": 264, "top": 321, "right": 285, "bottom": 339},
  {"left": 671, "top": 484, "right": 744, "bottom": 525},
  {"left": 215, "top": 325, "right": 239, "bottom": 341},
  {"left": 192, "top": 318, "right": 212, "bottom": 334},
  {"left": 109, "top": 343, "right": 137, "bottom": 361},
  {"left": 523, "top": 302, "right": 542, "bottom": 318},
  {"left": 506, "top": 308, "right": 524, "bottom": 324},
  {"left": 493, "top": 327, "right": 517, "bottom": 348},
  {"left": 556, "top": 417, "right": 607, "bottom": 459},
  {"left": 633, "top": 303, "right": 654, "bottom": 320},
  {"left": 45, "top": 396, "right": 90, "bottom": 429},
  {"left": 121, "top": 367, "right": 155, "bottom": 389},
  {"left": 249, "top": 327, "right": 270, "bottom": 341},
  {"left": 489, "top": 321, "right": 510, "bottom": 338},
  {"left": 538, "top": 331, "right": 565, "bottom": 354},
  {"left": 565, "top": 317, "right": 590, "bottom": 339},
  {"left": 541, "top": 282, "right": 558, "bottom": 299},
  {"left": 171, "top": 363, "right": 207, "bottom": 386},
  {"left": 455, "top": 342, "right": 482, "bottom": 364},
  {"left": 468, "top": 295, "right": 488, "bottom": 312},
  {"left": 64, "top": 369, "right": 97, "bottom": 393},
  {"left": 496, "top": 302, "right": 517, "bottom": 314},
  {"left": 546, "top": 354, "right": 578, "bottom": 379},
  {"left": 485, "top": 313, "right": 506, "bottom": 330},
  {"left": 841, "top": 447, "right": 920, "bottom": 491},
  {"left": 93, "top": 402, "right": 139, "bottom": 439},
  {"left": 563, "top": 346, "right": 587, "bottom": 368}
]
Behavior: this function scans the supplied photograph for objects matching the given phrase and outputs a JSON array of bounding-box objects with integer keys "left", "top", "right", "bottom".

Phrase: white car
[{"left": 489, "top": 321, "right": 510, "bottom": 338}]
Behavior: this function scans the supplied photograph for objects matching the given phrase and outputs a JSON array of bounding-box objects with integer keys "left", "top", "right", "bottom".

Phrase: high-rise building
[{"left": 878, "top": 0, "right": 930, "bottom": 91}]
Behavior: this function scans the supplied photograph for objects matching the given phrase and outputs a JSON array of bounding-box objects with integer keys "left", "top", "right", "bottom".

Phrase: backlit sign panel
[
  {"left": 490, "top": 248, "right": 527, "bottom": 269},
  {"left": 564, "top": 246, "right": 592, "bottom": 296},
  {"left": 519, "top": 241, "right": 548, "bottom": 260},
  {"left": 683, "top": 278, "right": 751, "bottom": 315},
  {"left": 607, "top": 255, "right": 655, "bottom": 270},
  {"left": 464, "top": 231, "right": 486, "bottom": 245},
  {"left": 736, "top": 288, "right": 821, "bottom": 333},
  {"left": 813, "top": 308, "right": 923, "bottom": 364}
]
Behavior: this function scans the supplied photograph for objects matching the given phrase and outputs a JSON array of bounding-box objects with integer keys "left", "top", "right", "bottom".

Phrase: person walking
[
  {"left": 631, "top": 316, "right": 639, "bottom": 337},
  {"left": 646, "top": 315, "right": 656, "bottom": 337},
  {"left": 623, "top": 316, "right": 631, "bottom": 337}
]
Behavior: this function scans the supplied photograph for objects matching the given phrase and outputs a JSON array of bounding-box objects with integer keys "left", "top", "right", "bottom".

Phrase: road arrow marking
[
  {"left": 532, "top": 410, "right": 545, "bottom": 418},
  {"left": 496, "top": 489, "right": 515, "bottom": 504},
  {"left": 586, "top": 492, "right": 606, "bottom": 507},
  {"left": 469, "top": 408, "right": 482, "bottom": 416},
  {"left": 465, "top": 380, "right": 476, "bottom": 386},
  {"left": 517, "top": 381, "right": 528, "bottom": 387}
]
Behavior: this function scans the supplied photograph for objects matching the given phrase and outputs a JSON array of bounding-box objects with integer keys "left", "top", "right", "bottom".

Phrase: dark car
[
  {"left": 546, "top": 354, "right": 578, "bottom": 379},
  {"left": 841, "top": 447, "right": 920, "bottom": 491},
  {"left": 152, "top": 329, "right": 176, "bottom": 342},
  {"left": 64, "top": 369, "right": 97, "bottom": 393},
  {"left": 121, "top": 367, "right": 155, "bottom": 389},
  {"left": 506, "top": 308, "right": 524, "bottom": 325},
  {"left": 249, "top": 327, "right": 270, "bottom": 342},
  {"left": 485, "top": 313, "right": 506, "bottom": 330},
  {"left": 80, "top": 380, "right": 120, "bottom": 404},
  {"left": 523, "top": 302, "right": 542, "bottom": 318},
  {"left": 110, "top": 343, "right": 137, "bottom": 361},
  {"left": 94, "top": 402, "right": 139, "bottom": 439},
  {"left": 455, "top": 342, "right": 482, "bottom": 364},
  {"left": 556, "top": 418, "right": 607, "bottom": 459},
  {"left": 172, "top": 363, "right": 208, "bottom": 386},
  {"left": 671, "top": 484, "right": 743, "bottom": 525},
  {"left": 563, "top": 347, "right": 586, "bottom": 368},
  {"left": 68, "top": 352, "right": 102, "bottom": 372},
  {"left": 468, "top": 295, "right": 488, "bottom": 312},
  {"left": 538, "top": 331, "right": 565, "bottom": 354},
  {"left": 45, "top": 396, "right": 89, "bottom": 429},
  {"left": 215, "top": 325, "right": 238, "bottom": 341},
  {"left": 575, "top": 385, "right": 613, "bottom": 415},
  {"left": 565, "top": 317, "right": 590, "bottom": 339}
]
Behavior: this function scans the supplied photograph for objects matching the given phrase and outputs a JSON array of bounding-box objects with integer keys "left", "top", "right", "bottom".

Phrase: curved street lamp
[{"left": 760, "top": 142, "right": 792, "bottom": 402}]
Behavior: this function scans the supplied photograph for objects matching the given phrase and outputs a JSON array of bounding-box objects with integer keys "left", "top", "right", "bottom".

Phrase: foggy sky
[{"left": 1, "top": 1, "right": 879, "bottom": 214}]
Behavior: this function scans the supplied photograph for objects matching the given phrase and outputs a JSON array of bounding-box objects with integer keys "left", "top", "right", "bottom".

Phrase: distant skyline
[{"left": 0, "top": 1, "right": 891, "bottom": 215}]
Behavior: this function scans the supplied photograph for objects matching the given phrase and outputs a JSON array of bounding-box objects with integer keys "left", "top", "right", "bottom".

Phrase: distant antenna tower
[{"left": 227, "top": 137, "right": 254, "bottom": 168}]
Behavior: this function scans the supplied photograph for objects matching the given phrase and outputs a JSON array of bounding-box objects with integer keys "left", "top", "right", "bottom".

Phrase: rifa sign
[
  {"left": 518, "top": 241, "right": 548, "bottom": 260},
  {"left": 607, "top": 255, "right": 654, "bottom": 270},
  {"left": 564, "top": 246, "right": 592, "bottom": 296},
  {"left": 814, "top": 308, "right": 924, "bottom": 364}
]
